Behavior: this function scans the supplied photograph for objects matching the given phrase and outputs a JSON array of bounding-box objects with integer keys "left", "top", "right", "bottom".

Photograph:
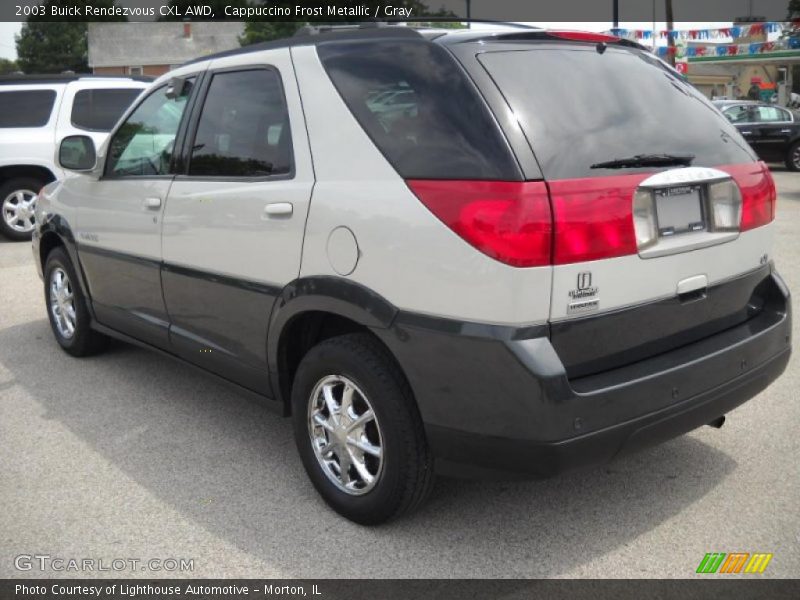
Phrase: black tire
[
  {"left": 291, "top": 333, "right": 434, "bottom": 525},
  {"left": 43, "top": 247, "right": 108, "bottom": 357},
  {"left": 0, "top": 176, "right": 43, "bottom": 241},
  {"left": 785, "top": 141, "right": 800, "bottom": 171}
]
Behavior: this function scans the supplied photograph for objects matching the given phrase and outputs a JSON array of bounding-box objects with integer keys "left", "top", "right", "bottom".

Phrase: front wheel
[
  {"left": 785, "top": 141, "right": 800, "bottom": 171},
  {"left": 291, "top": 333, "right": 434, "bottom": 525},
  {"left": 44, "top": 247, "right": 108, "bottom": 356}
]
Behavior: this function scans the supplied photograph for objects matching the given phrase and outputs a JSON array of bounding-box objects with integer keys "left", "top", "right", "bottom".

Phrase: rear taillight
[
  {"left": 406, "top": 180, "right": 552, "bottom": 267},
  {"left": 724, "top": 162, "right": 776, "bottom": 231},
  {"left": 408, "top": 163, "right": 774, "bottom": 268},
  {"left": 548, "top": 176, "right": 641, "bottom": 264}
]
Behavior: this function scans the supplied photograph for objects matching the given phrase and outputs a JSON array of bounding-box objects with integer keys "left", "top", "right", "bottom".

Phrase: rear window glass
[
  {"left": 0, "top": 89, "right": 56, "bottom": 128},
  {"left": 318, "top": 40, "right": 519, "bottom": 180},
  {"left": 478, "top": 45, "right": 756, "bottom": 180},
  {"left": 71, "top": 88, "right": 142, "bottom": 131}
]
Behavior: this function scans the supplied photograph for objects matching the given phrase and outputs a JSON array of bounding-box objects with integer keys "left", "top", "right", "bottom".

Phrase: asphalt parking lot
[{"left": 1, "top": 170, "right": 799, "bottom": 579}]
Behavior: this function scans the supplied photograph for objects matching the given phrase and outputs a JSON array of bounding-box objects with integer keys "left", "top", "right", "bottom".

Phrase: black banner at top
[{"left": 1, "top": 0, "right": 798, "bottom": 23}]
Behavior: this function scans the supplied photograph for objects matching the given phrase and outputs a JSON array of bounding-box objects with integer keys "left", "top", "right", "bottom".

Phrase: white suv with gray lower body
[
  {"left": 32, "top": 27, "right": 791, "bottom": 524},
  {"left": 0, "top": 75, "right": 147, "bottom": 240}
]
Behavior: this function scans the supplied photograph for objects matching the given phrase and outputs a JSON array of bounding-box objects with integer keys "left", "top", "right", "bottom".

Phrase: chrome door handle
[
  {"left": 264, "top": 202, "right": 293, "bottom": 217},
  {"left": 781, "top": 129, "right": 792, "bottom": 133},
  {"left": 144, "top": 197, "right": 162, "bottom": 210},
  {"left": 741, "top": 131, "right": 753, "bottom": 135}
]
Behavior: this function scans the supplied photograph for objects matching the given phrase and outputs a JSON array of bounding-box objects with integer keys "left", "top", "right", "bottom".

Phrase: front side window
[
  {"left": 0, "top": 89, "right": 57, "bottom": 128},
  {"left": 188, "top": 69, "right": 292, "bottom": 177},
  {"left": 71, "top": 88, "right": 143, "bottom": 132},
  {"left": 723, "top": 105, "right": 753, "bottom": 123},
  {"left": 107, "top": 79, "right": 194, "bottom": 177}
]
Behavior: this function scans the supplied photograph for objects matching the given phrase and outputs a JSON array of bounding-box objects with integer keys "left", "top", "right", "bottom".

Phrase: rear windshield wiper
[{"left": 590, "top": 153, "right": 695, "bottom": 169}]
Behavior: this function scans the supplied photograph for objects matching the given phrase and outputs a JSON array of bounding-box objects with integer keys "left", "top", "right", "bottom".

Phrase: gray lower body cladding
[{"left": 376, "top": 268, "right": 791, "bottom": 478}]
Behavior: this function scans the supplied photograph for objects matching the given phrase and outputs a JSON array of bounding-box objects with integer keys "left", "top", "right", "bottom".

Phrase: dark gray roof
[{"left": 88, "top": 22, "right": 244, "bottom": 68}]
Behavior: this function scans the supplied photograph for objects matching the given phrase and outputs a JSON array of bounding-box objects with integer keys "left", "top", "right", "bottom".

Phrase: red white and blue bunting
[
  {"left": 611, "top": 21, "right": 784, "bottom": 41},
  {"left": 610, "top": 21, "right": 799, "bottom": 58}
]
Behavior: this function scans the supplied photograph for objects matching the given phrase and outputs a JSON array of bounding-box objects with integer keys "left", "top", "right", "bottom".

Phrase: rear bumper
[
  {"left": 378, "top": 267, "right": 791, "bottom": 479},
  {"left": 427, "top": 346, "right": 789, "bottom": 478}
]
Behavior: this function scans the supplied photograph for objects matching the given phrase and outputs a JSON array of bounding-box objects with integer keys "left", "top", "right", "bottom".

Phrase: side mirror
[{"left": 58, "top": 135, "right": 97, "bottom": 172}]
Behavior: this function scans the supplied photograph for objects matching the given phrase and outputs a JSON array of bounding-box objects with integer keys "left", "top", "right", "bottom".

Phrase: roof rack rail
[{"left": 0, "top": 73, "right": 153, "bottom": 85}]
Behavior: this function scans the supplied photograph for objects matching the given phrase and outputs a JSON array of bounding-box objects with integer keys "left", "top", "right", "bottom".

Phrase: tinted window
[
  {"left": 478, "top": 45, "right": 756, "bottom": 180},
  {"left": 754, "top": 106, "right": 790, "bottom": 122},
  {"left": 189, "top": 69, "right": 292, "bottom": 177},
  {"left": 318, "top": 40, "right": 519, "bottom": 180},
  {"left": 0, "top": 89, "right": 56, "bottom": 128},
  {"left": 723, "top": 105, "right": 753, "bottom": 123},
  {"left": 71, "top": 88, "right": 142, "bottom": 131},
  {"left": 107, "top": 79, "right": 193, "bottom": 177}
]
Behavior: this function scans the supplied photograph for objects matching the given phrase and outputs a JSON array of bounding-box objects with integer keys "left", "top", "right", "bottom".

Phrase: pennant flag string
[
  {"left": 610, "top": 21, "right": 799, "bottom": 58},
  {"left": 611, "top": 20, "right": 787, "bottom": 43}
]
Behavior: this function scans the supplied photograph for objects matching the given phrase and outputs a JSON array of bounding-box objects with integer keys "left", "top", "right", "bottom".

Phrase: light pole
[{"left": 666, "top": 0, "right": 675, "bottom": 66}]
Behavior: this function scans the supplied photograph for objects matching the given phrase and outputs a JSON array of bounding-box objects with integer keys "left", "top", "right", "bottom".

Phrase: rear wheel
[
  {"left": 44, "top": 247, "right": 108, "bottom": 356},
  {"left": 0, "top": 177, "right": 43, "bottom": 241},
  {"left": 785, "top": 141, "right": 800, "bottom": 171},
  {"left": 291, "top": 333, "right": 434, "bottom": 524}
]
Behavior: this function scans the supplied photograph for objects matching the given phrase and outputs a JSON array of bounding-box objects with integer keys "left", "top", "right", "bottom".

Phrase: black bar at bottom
[{"left": 1, "top": 579, "right": 799, "bottom": 600}]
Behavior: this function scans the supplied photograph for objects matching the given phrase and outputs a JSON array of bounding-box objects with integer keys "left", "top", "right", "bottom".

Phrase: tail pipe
[{"left": 707, "top": 416, "right": 726, "bottom": 429}]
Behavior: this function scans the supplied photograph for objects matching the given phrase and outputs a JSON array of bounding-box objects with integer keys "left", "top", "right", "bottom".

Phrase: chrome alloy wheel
[
  {"left": 307, "top": 375, "right": 384, "bottom": 495},
  {"left": 49, "top": 267, "right": 77, "bottom": 339},
  {"left": 2, "top": 189, "right": 37, "bottom": 233}
]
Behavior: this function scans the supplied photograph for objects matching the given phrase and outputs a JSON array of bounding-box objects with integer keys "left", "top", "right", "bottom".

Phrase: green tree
[
  {"left": 239, "top": 1, "right": 458, "bottom": 46},
  {"left": 0, "top": 58, "right": 20, "bottom": 75},
  {"left": 239, "top": 22, "right": 306, "bottom": 46},
  {"left": 15, "top": 0, "right": 124, "bottom": 74}
]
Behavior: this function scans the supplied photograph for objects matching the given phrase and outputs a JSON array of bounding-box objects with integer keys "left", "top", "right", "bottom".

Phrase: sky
[{"left": 0, "top": 22, "right": 21, "bottom": 60}]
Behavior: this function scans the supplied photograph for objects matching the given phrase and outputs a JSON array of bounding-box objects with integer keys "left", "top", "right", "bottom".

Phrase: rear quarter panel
[{"left": 290, "top": 44, "right": 552, "bottom": 326}]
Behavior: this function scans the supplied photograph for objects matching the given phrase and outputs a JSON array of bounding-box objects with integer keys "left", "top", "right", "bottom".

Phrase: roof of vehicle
[
  {"left": 712, "top": 99, "right": 765, "bottom": 107},
  {"left": 182, "top": 23, "right": 648, "bottom": 67},
  {"left": 0, "top": 74, "right": 153, "bottom": 86}
]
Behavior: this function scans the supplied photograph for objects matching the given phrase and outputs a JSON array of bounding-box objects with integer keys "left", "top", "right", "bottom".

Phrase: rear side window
[
  {"left": 478, "top": 45, "right": 756, "bottom": 180},
  {"left": 188, "top": 69, "right": 292, "bottom": 177},
  {"left": 71, "top": 88, "right": 142, "bottom": 131},
  {"left": 0, "top": 89, "right": 56, "bottom": 128},
  {"left": 318, "top": 40, "right": 519, "bottom": 180},
  {"left": 754, "top": 106, "right": 790, "bottom": 122}
]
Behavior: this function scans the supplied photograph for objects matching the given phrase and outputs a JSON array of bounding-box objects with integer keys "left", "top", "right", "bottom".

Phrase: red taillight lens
[
  {"left": 409, "top": 163, "right": 772, "bottom": 268},
  {"left": 720, "top": 162, "right": 775, "bottom": 231},
  {"left": 406, "top": 180, "right": 552, "bottom": 267},
  {"left": 548, "top": 175, "right": 641, "bottom": 264},
  {"left": 548, "top": 31, "right": 621, "bottom": 43}
]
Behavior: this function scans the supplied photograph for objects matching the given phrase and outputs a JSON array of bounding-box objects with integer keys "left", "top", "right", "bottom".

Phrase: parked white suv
[
  {"left": 0, "top": 74, "right": 147, "bottom": 240},
  {"left": 33, "top": 27, "right": 791, "bottom": 524}
]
